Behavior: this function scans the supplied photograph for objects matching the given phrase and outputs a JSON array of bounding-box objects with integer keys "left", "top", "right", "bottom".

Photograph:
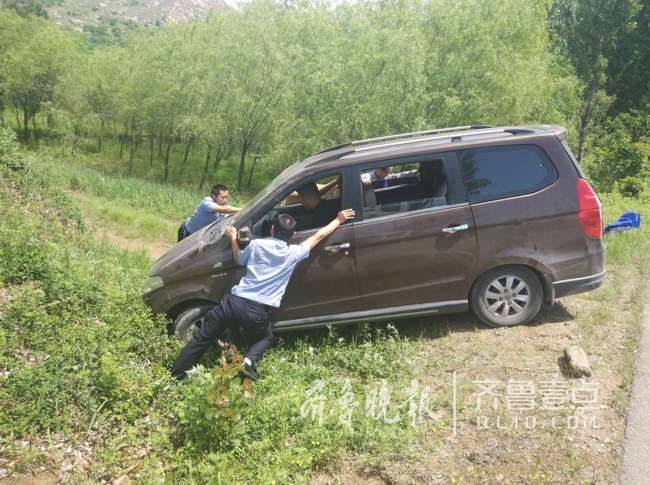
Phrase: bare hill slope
[{"left": 47, "top": 0, "right": 229, "bottom": 30}]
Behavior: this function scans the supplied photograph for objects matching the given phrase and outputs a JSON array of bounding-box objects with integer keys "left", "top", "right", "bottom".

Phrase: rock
[
  {"left": 468, "top": 452, "right": 481, "bottom": 462},
  {"left": 564, "top": 346, "right": 592, "bottom": 377},
  {"left": 114, "top": 475, "right": 132, "bottom": 485},
  {"left": 486, "top": 448, "right": 501, "bottom": 459}
]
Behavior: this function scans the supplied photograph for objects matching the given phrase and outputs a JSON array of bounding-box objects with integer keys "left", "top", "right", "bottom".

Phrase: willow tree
[
  {"left": 206, "top": 2, "right": 306, "bottom": 191},
  {"left": 0, "top": 9, "right": 78, "bottom": 141}
]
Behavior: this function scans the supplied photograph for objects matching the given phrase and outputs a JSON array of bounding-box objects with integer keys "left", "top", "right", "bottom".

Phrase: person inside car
[
  {"left": 169, "top": 208, "right": 355, "bottom": 381},
  {"left": 361, "top": 165, "right": 419, "bottom": 188},
  {"left": 284, "top": 176, "right": 340, "bottom": 205},
  {"left": 177, "top": 184, "right": 241, "bottom": 242},
  {"left": 296, "top": 181, "right": 341, "bottom": 227}
]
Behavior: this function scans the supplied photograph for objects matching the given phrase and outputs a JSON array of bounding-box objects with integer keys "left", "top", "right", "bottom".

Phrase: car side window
[
  {"left": 251, "top": 173, "right": 343, "bottom": 239},
  {"left": 360, "top": 160, "right": 449, "bottom": 220},
  {"left": 458, "top": 145, "right": 558, "bottom": 204}
]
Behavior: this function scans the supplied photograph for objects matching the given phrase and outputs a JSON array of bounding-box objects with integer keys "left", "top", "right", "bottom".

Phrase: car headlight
[{"left": 143, "top": 275, "right": 164, "bottom": 294}]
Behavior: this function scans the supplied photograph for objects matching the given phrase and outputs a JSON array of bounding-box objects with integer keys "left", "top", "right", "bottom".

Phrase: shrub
[
  {"left": 615, "top": 176, "right": 647, "bottom": 197},
  {"left": 583, "top": 112, "right": 650, "bottom": 194},
  {"left": 0, "top": 242, "right": 49, "bottom": 284}
]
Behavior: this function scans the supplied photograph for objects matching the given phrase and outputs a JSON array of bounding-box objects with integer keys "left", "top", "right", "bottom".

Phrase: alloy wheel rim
[{"left": 484, "top": 275, "right": 530, "bottom": 319}]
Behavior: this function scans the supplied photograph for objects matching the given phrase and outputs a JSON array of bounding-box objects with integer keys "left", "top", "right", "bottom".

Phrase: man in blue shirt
[
  {"left": 177, "top": 184, "right": 241, "bottom": 242},
  {"left": 170, "top": 208, "right": 355, "bottom": 381}
]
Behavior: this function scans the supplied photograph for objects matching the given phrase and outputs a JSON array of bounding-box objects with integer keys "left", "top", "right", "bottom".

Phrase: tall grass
[{"left": 30, "top": 155, "right": 252, "bottom": 223}]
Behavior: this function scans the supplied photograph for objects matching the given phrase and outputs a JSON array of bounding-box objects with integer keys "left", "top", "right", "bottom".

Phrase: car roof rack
[{"left": 313, "top": 125, "right": 495, "bottom": 156}]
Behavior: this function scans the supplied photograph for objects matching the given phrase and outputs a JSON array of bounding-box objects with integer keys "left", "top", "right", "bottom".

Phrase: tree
[
  {"left": 606, "top": 0, "right": 650, "bottom": 114},
  {"left": 2, "top": 0, "right": 50, "bottom": 19},
  {"left": 550, "top": 0, "right": 642, "bottom": 161},
  {"left": 0, "top": 10, "right": 78, "bottom": 142}
]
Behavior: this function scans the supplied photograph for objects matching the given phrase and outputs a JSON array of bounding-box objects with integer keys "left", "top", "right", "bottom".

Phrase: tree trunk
[
  {"left": 237, "top": 139, "right": 249, "bottom": 192},
  {"left": 246, "top": 155, "right": 258, "bottom": 189},
  {"left": 23, "top": 109, "right": 30, "bottom": 142},
  {"left": 72, "top": 125, "right": 80, "bottom": 154},
  {"left": 199, "top": 144, "right": 212, "bottom": 190},
  {"left": 158, "top": 131, "right": 163, "bottom": 157},
  {"left": 149, "top": 135, "right": 154, "bottom": 165},
  {"left": 181, "top": 139, "right": 192, "bottom": 174},
  {"left": 164, "top": 142, "right": 171, "bottom": 183},
  {"left": 128, "top": 117, "right": 137, "bottom": 173},
  {"left": 32, "top": 115, "right": 37, "bottom": 142},
  {"left": 0, "top": 105, "right": 4, "bottom": 128},
  {"left": 47, "top": 114, "right": 52, "bottom": 141},
  {"left": 119, "top": 125, "right": 128, "bottom": 159},
  {"left": 98, "top": 137, "right": 102, "bottom": 153},
  {"left": 577, "top": 29, "right": 604, "bottom": 164},
  {"left": 16, "top": 111, "right": 21, "bottom": 139}
]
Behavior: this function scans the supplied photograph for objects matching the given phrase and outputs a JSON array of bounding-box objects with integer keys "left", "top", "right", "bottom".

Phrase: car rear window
[{"left": 458, "top": 145, "right": 557, "bottom": 204}]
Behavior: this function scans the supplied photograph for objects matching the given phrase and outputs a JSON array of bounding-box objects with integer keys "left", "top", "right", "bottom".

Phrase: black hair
[
  {"left": 272, "top": 214, "right": 296, "bottom": 242},
  {"left": 296, "top": 182, "right": 319, "bottom": 199},
  {"left": 211, "top": 184, "right": 228, "bottom": 197}
]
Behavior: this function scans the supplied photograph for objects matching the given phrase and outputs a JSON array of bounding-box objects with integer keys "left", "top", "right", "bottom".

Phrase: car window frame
[
  {"left": 351, "top": 151, "right": 468, "bottom": 224},
  {"left": 243, "top": 167, "right": 352, "bottom": 236}
]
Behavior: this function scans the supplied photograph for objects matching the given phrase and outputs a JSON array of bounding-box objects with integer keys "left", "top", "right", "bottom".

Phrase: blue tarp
[{"left": 603, "top": 210, "right": 641, "bottom": 234}]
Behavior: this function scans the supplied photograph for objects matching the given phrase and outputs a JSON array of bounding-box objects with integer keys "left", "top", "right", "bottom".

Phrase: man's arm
[
  {"left": 318, "top": 176, "right": 341, "bottom": 196},
  {"left": 225, "top": 226, "right": 241, "bottom": 265},
  {"left": 212, "top": 205, "right": 241, "bottom": 215},
  {"left": 284, "top": 178, "right": 341, "bottom": 205},
  {"left": 305, "top": 209, "right": 355, "bottom": 250}
]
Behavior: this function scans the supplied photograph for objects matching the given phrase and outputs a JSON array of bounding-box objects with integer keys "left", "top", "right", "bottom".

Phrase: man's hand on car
[
  {"left": 337, "top": 209, "right": 355, "bottom": 223},
  {"left": 225, "top": 226, "right": 237, "bottom": 241}
]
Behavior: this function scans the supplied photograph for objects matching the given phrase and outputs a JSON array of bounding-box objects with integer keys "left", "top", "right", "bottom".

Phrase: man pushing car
[{"left": 170, "top": 205, "right": 355, "bottom": 381}]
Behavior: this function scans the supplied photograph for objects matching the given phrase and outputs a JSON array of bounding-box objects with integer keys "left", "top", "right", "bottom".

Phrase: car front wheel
[
  {"left": 173, "top": 304, "right": 215, "bottom": 342},
  {"left": 470, "top": 266, "right": 543, "bottom": 327}
]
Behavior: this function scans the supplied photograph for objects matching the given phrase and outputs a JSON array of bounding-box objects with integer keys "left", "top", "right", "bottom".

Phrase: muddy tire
[
  {"left": 173, "top": 305, "right": 215, "bottom": 342},
  {"left": 470, "top": 266, "right": 543, "bottom": 328}
]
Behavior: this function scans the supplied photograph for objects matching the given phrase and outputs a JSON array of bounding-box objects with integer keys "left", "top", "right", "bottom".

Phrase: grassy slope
[
  {"left": 28, "top": 145, "right": 256, "bottom": 243},
  {"left": 2, "top": 138, "right": 650, "bottom": 483}
]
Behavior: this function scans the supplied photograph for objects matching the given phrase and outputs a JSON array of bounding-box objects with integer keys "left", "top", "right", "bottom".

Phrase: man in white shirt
[{"left": 170, "top": 208, "right": 355, "bottom": 381}]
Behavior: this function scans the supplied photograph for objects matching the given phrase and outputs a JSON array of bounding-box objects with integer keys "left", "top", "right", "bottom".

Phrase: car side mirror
[{"left": 238, "top": 226, "right": 251, "bottom": 247}]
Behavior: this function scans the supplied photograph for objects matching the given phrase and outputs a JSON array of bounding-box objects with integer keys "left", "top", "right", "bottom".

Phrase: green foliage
[
  {"left": 172, "top": 345, "right": 255, "bottom": 449},
  {"left": 204, "top": 345, "right": 255, "bottom": 441},
  {"left": 0, "top": 241, "right": 49, "bottom": 284},
  {"left": 615, "top": 176, "right": 647, "bottom": 197},
  {"left": 3, "top": 0, "right": 584, "bottom": 190},
  {"left": 583, "top": 112, "right": 650, "bottom": 193},
  {"left": 1, "top": 0, "right": 51, "bottom": 19}
]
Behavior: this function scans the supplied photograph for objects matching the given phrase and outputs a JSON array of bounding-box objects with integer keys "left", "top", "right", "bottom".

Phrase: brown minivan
[{"left": 143, "top": 125, "right": 605, "bottom": 339}]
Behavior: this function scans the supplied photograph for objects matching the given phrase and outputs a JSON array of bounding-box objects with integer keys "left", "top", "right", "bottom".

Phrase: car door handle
[
  {"left": 442, "top": 224, "right": 468, "bottom": 234},
  {"left": 325, "top": 243, "right": 351, "bottom": 251}
]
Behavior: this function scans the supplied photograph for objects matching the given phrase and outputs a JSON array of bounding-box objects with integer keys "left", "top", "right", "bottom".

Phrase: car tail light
[{"left": 576, "top": 179, "right": 602, "bottom": 238}]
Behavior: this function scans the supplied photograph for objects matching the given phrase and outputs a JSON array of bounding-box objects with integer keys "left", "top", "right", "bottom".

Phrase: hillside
[{"left": 47, "top": 0, "right": 229, "bottom": 30}]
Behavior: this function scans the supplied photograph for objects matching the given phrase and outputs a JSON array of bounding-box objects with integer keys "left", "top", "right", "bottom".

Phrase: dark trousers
[
  {"left": 177, "top": 222, "right": 190, "bottom": 242},
  {"left": 170, "top": 294, "right": 273, "bottom": 380}
]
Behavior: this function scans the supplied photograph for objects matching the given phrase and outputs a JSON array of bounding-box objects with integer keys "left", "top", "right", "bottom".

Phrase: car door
[
  {"left": 234, "top": 167, "right": 362, "bottom": 322},
  {"left": 351, "top": 152, "right": 479, "bottom": 310}
]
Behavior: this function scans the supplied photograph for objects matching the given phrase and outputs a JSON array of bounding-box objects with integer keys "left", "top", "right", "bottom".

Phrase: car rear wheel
[
  {"left": 173, "top": 305, "right": 215, "bottom": 342},
  {"left": 470, "top": 266, "right": 542, "bottom": 327}
]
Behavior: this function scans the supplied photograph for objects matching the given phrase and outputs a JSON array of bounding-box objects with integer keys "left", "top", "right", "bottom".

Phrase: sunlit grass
[{"left": 29, "top": 155, "right": 255, "bottom": 240}]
